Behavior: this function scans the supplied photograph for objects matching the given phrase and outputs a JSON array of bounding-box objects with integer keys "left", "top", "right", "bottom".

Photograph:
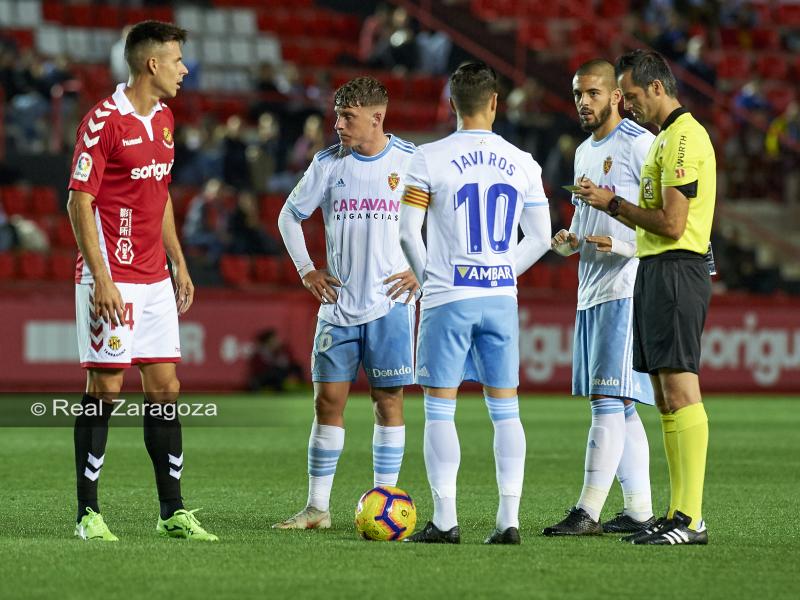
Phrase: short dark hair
[
  {"left": 614, "top": 49, "right": 678, "bottom": 98},
  {"left": 334, "top": 76, "right": 388, "bottom": 108},
  {"left": 124, "top": 20, "right": 187, "bottom": 75},
  {"left": 574, "top": 59, "right": 617, "bottom": 91},
  {"left": 449, "top": 61, "right": 498, "bottom": 116}
]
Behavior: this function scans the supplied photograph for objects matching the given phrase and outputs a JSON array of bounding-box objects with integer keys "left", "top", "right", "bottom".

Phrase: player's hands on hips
[
  {"left": 551, "top": 229, "right": 579, "bottom": 250},
  {"left": 173, "top": 265, "right": 195, "bottom": 314},
  {"left": 585, "top": 235, "right": 613, "bottom": 253},
  {"left": 384, "top": 270, "right": 420, "bottom": 304},
  {"left": 93, "top": 276, "right": 126, "bottom": 326},
  {"left": 573, "top": 177, "right": 614, "bottom": 211},
  {"left": 303, "top": 270, "right": 342, "bottom": 304}
]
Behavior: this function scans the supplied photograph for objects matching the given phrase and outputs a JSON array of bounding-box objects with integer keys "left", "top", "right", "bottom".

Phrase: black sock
[
  {"left": 75, "top": 394, "right": 113, "bottom": 522},
  {"left": 143, "top": 401, "right": 185, "bottom": 520}
]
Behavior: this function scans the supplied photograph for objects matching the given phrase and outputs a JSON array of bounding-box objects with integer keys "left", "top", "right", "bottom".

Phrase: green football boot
[
  {"left": 157, "top": 508, "right": 219, "bottom": 541},
  {"left": 74, "top": 508, "right": 119, "bottom": 541}
]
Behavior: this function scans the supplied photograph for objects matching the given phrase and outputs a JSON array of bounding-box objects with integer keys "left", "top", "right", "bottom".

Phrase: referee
[{"left": 575, "top": 49, "right": 715, "bottom": 546}]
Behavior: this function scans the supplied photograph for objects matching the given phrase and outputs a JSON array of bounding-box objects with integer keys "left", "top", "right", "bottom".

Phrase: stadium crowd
[{"left": 0, "top": 0, "right": 798, "bottom": 294}]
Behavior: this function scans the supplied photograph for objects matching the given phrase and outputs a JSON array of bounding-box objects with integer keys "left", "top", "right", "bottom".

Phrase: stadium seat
[
  {"left": 554, "top": 262, "right": 578, "bottom": 292},
  {"left": 751, "top": 28, "right": 780, "bottom": 50},
  {"left": 523, "top": 262, "right": 553, "bottom": 289},
  {"left": 17, "top": 252, "right": 48, "bottom": 280},
  {"left": 598, "top": 0, "right": 630, "bottom": 19},
  {"left": 1, "top": 186, "right": 30, "bottom": 216},
  {"left": 253, "top": 256, "right": 281, "bottom": 283},
  {"left": 220, "top": 255, "right": 252, "bottom": 286},
  {"left": 518, "top": 22, "right": 550, "bottom": 51},
  {"left": 756, "top": 54, "right": 789, "bottom": 81},
  {"left": 716, "top": 53, "right": 750, "bottom": 80},
  {"left": 53, "top": 216, "right": 76, "bottom": 249},
  {"left": 0, "top": 253, "right": 15, "bottom": 280},
  {"left": 48, "top": 252, "right": 76, "bottom": 281},
  {"left": 777, "top": 4, "right": 800, "bottom": 26},
  {"left": 30, "top": 187, "right": 58, "bottom": 216},
  {"left": 765, "top": 88, "right": 795, "bottom": 113}
]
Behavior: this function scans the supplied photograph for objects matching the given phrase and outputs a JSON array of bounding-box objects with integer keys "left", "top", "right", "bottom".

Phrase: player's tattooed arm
[
  {"left": 384, "top": 270, "right": 420, "bottom": 304},
  {"left": 67, "top": 190, "right": 125, "bottom": 326},
  {"left": 163, "top": 193, "right": 194, "bottom": 314}
]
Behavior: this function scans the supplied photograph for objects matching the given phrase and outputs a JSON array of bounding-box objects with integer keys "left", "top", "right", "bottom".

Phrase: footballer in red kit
[{"left": 67, "top": 20, "right": 217, "bottom": 542}]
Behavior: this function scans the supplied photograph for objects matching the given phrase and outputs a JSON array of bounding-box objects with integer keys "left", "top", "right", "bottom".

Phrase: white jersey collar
[{"left": 112, "top": 83, "right": 163, "bottom": 117}]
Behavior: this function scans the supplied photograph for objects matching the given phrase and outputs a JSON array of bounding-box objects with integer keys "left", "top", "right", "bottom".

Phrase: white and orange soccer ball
[{"left": 354, "top": 486, "right": 416, "bottom": 541}]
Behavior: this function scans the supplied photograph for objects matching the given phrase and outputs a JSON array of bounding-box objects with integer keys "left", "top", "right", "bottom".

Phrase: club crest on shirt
[
  {"left": 603, "top": 155, "right": 613, "bottom": 175},
  {"left": 388, "top": 172, "right": 400, "bottom": 191},
  {"left": 73, "top": 152, "right": 93, "bottom": 182},
  {"left": 162, "top": 127, "right": 174, "bottom": 148}
]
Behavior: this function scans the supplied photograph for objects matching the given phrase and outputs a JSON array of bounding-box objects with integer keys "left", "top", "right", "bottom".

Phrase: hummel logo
[
  {"left": 334, "top": 178, "right": 346, "bottom": 188},
  {"left": 417, "top": 365, "right": 429, "bottom": 377},
  {"left": 123, "top": 136, "right": 142, "bottom": 147}
]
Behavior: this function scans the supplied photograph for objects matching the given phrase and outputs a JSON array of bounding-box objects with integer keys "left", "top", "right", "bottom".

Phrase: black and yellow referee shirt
[{"left": 636, "top": 108, "right": 716, "bottom": 258}]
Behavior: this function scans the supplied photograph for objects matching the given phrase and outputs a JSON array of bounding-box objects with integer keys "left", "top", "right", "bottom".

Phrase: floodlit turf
[{"left": 1, "top": 395, "right": 798, "bottom": 599}]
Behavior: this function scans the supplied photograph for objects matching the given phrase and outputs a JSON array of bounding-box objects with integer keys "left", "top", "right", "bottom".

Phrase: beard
[{"left": 579, "top": 102, "right": 612, "bottom": 133}]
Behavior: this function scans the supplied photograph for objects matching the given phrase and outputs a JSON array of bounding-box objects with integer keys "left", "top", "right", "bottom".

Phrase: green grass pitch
[{"left": 1, "top": 394, "right": 798, "bottom": 599}]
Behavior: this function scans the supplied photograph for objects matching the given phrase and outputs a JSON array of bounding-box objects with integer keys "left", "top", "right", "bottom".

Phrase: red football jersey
[{"left": 68, "top": 84, "right": 175, "bottom": 284}]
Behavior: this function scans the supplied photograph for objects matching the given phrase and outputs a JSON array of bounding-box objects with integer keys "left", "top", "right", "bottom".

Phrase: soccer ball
[{"left": 354, "top": 486, "right": 416, "bottom": 541}]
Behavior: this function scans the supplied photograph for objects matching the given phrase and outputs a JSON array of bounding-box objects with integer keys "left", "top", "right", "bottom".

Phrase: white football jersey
[
  {"left": 286, "top": 135, "right": 415, "bottom": 326},
  {"left": 402, "top": 129, "right": 548, "bottom": 309},
  {"left": 570, "top": 118, "right": 654, "bottom": 309}
]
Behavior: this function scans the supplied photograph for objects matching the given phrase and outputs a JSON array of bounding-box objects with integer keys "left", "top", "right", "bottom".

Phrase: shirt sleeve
[
  {"left": 401, "top": 149, "right": 431, "bottom": 211},
  {"left": 286, "top": 155, "right": 328, "bottom": 220},
  {"left": 630, "top": 131, "right": 655, "bottom": 187},
  {"left": 524, "top": 154, "right": 548, "bottom": 207},
  {"left": 68, "top": 105, "right": 116, "bottom": 196},
  {"left": 660, "top": 125, "right": 701, "bottom": 189}
]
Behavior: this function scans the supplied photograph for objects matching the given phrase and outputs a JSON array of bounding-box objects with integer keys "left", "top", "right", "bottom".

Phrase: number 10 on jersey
[{"left": 454, "top": 183, "right": 518, "bottom": 254}]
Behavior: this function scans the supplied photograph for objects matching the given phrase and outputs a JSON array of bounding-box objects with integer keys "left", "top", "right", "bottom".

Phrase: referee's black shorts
[{"left": 632, "top": 250, "right": 711, "bottom": 375}]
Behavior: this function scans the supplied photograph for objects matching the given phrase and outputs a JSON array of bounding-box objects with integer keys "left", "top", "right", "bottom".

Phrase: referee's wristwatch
[{"left": 607, "top": 195, "right": 623, "bottom": 217}]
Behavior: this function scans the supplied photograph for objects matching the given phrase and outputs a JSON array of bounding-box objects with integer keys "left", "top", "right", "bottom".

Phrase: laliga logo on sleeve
[
  {"left": 162, "top": 127, "right": 174, "bottom": 149},
  {"left": 73, "top": 152, "right": 93, "bottom": 182}
]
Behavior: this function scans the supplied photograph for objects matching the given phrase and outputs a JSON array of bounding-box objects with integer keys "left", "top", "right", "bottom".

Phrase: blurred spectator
[
  {"left": 9, "top": 215, "right": 49, "bottom": 252},
  {"left": 110, "top": 25, "right": 132, "bottom": 83},
  {"left": 506, "top": 78, "right": 554, "bottom": 158},
  {"left": 359, "top": 3, "right": 391, "bottom": 64},
  {"left": 305, "top": 69, "right": 333, "bottom": 112},
  {"left": 368, "top": 6, "right": 417, "bottom": 72},
  {"left": 173, "top": 121, "right": 223, "bottom": 185},
  {"left": 543, "top": 133, "right": 578, "bottom": 196},
  {"left": 221, "top": 115, "right": 251, "bottom": 190},
  {"left": 248, "top": 329, "right": 304, "bottom": 392},
  {"left": 651, "top": 8, "right": 689, "bottom": 60},
  {"left": 730, "top": 79, "right": 772, "bottom": 162},
  {"left": 679, "top": 36, "right": 716, "bottom": 92},
  {"left": 0, "top": 204, "right": 16, "bottom": 252},
  {"left": 246, "top": 112, "right": 282, "bottom": 193},
  {"left": 765, "top": 101, "right": 800, "bottom": 158},
  {"left": 416, "top": 29, "right": 452, "bottom": 75},
  {"left": 288, "top": 114, "right": 325, "bottom": 173},
  {"left": 182, "top": 178, "right": 229, "bottom": 263},
  {"left": 227, "top": 190, "right": 281, "bottom": 256}
]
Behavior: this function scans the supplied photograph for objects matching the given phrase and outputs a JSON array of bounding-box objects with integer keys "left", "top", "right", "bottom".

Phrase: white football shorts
[{"left": 75, "top": 278, "right": 181, "bottom": 368}]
